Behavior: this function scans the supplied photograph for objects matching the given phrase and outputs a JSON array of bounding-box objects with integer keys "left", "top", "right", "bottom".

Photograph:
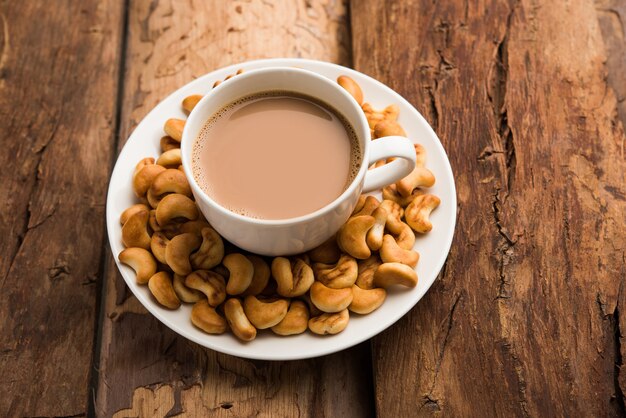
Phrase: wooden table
[{"left": 2, "top": 0, "right": 625, "bottom": 416}]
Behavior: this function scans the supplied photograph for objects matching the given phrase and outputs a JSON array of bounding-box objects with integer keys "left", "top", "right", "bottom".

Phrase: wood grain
[
  {"left": 352, "top": 0, "right": 626, "bottom": 416},
  {"left": 0, "top": 1, "right": 124, "bottom": 416},
  {"left": 94, "top": 1, "right": 372, "bottom": 417}
]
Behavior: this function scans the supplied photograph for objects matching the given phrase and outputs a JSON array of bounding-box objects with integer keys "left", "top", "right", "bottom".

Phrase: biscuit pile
[{"left": 118, "top": 71, "right": 440, "bottom": 341}]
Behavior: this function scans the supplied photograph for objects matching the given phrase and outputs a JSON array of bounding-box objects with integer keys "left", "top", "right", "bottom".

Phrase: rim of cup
[{"left": 180, "top": 67, "right": 372, "bottom": 226}]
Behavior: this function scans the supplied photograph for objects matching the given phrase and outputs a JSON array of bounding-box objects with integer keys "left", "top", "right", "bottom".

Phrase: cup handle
[{"left": 362, "top": 136, "right": 416, "bottom": 193}]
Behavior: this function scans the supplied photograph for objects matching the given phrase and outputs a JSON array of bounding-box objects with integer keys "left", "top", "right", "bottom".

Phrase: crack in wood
[
  {"left": 613, "top": 305, "right": 625, "bottom": 412},
  {"left": 139, "top": 0, "right": 160, "bottom": 43},
  {"left": 421, "top": 293, "right": 462, "bottom": 410},
  {"left": 491, "top": 2, "right": 517, "bottom": 198},
  {"left": 26, "top": 204, "right": 57, "bottom": 231},
  {"left": 423, "top": 395, "right": 441, "bottom": 412},
  {"left": 426, "top": 86, "right": 439, "bottom": 131},
  {"left": 477, "top": 146, "right": 505, "bottom": 161},
  {"left": 562, "top": 196, "right": 573, "bottom": 284},
  {"left": 494, "top": 12, "right": 516, "bottom": 196},
  {"left": 2, "top": 109, "right": 62, "bottom": 285},
  {"left": 491, "top": 5, "right": 529, "bottom": 415},
  {"left": 487, "top": 0, "right": 519, "bottom": 303},
  {"left": 491, "top": 188, "right": 516, "bottom": 246},
  {"left": 427, "top": 20, "right": 456, "bottom": 132},
  {"left": 612, "top": 281, "right": 625, "bottom": 414},
  {"left": 598, "top": 292, "right": 609, "bottom": 318},
  {"left": 499, "top": 338, "right": 530, "bottom": 417}
]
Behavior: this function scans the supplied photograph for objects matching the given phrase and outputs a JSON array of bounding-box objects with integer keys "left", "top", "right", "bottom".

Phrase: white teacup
[{"left": 181, "top": 67, "right": 416, "bottom": 255}]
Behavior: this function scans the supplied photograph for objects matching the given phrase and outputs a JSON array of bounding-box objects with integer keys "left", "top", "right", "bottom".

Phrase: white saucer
[{"left": 106, "top": 58, "right": 457, "bottom": 360}]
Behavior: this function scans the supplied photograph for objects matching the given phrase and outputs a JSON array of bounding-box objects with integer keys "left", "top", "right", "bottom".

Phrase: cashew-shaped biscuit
[
  {"left": 414, "top": 143, "right": 427, "bottom": 167},
  {"left": 384, "top": 104, "right": 400, "bottom": 120},
  {"left": 224, "top": 298, "right": 257, "bottom": 341},
  {"left": 160, "top": 136, "right": 179, "bottom": 152},
  {"left": 380, "top": 234, "right": 420, "bottom": 268},
  {"left": 356, "top": 256, "right": 381, "bottom": 289},
  {"left": 382, "top": 184, "right": 424, "bottom": 208},
  {"left": 119, "top": 248, "right": 157, "bottom": 285},
  {"left": 223, "top": 253, "right": 254, "bottom": 295},
  {"left": 120, "top": 203, "right": 150, "bottom": 225},
  {"left": 349, "top": 285, "right": 386, "bottom": 314},
  {"left": 156, "top": 148, "right": 182, "bottom": 168},
  {"left": 133, "top": 164, "right": 166, "bottom": 198},
  {"left": 310, "top": 281, "right": 353, "bottom": 313},
  {"left": 308, "top": 235, "right": 341, "bottom": 264},
  {"left": 149, "top": 169, "right": 192, "bottom": 205},
  {"left": 405, "top": 194, "right": 440, "bottom": 234},
  {"left": 190, "top": 227, "right": 224, "bottom": 270},
  {"left": 352, "top": 195, "right": 379, "bottom": 217},
  {"left": 243, "top": 295, "right": 289, "bottom": 329},
  {"left": 374, "top": 120, "right": 406, "bottom": 138},
  {"left": 148, "top": 271, "right": 181, "bottom": 309},
  {"left": 396, "top": 167, "right": 435, "bottom": 198},
  {"left": 155, "top": 193, "right": 198, "bottom": 227},
  {"left": 379, "top": 200, "right": 404, "bottom": 235},
  {"left": 337, "top": 215, "right": 376, "bottom": 259},
  {"left": 308, "top": 309, "right": 349, "bottom": 335},
  {"left": 172, "top": 273, "right": 203, "bottom": 303},
  {"left": 164, "top": 118, "right": 185, "bottom": 142},
  {"left": 121, "top": 210, "right": 151, "bottom": 250},
  {"left": 313, "top": 254, "right": 358, "bottom": 289},
  {"left": 271, "top": 300, "right": 309, "bottom": 336},
  {"left": 379, "top": 200, "right": 415, "bottom": 250},
  {"left": 133, "top": 157, "right": 154, "bottom": 175},
  {"left": 242, "top": 255, "right": 270, "bottom": 296},
  {"left": 182, "top": 94, "right": 203, "bottom": 114},
  {"left": 362, "top": 103, "right": 399, "bottom": 129},
  {"left": 374, "top": 262, "right": 418, "bottom": 288},
  {"left": 366, "top": 206, "right": 387, "bottom": 251},
  {"left": 191, "top": 299, "right": 227, "bottom": 334},
  {"left": 337, "top": 75, "right": 363, "bottom": 105},
  {"left": 146, "top": 190, "right": 161, "bottom": 209},
  {"left": 165, "top": 232, "right": 201, "bottom": 275},
  {"left": 394, "top": 224, "right": 416, "bottom": 250},
  {"left": 150, "top": 232, "right": 170, "bottom": 264},
  {"left": 271, "top": 257, "right": 315, "bottom": 297},
  {"left": 185, "top": 270, "right": 226, "bottom": 307}
]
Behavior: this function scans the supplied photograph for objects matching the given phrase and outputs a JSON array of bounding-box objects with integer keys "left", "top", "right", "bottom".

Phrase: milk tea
[{"left": 191, "top": 92, "right": 361, "bottom": 220}]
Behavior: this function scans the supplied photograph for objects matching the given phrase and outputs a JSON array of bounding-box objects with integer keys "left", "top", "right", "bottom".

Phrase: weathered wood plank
[
  {"left": 95, "top": 1, "right": 373, "bottom": 417},
  {"left": 0, "top": 1, "right": 124, "bottom": 416},
  {"left": 352, "top": 0, "right": 626, "bottom": 416}
]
